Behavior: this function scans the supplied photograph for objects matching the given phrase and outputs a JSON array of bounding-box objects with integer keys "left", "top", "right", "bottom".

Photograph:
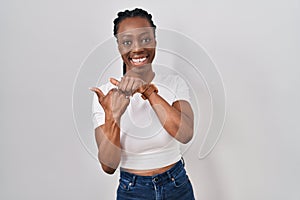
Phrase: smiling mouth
[{"left": 130, "top": 56, "right": 149, "bottom": 66}]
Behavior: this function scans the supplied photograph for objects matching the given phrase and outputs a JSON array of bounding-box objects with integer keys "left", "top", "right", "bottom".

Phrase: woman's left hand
[{"left": 110, "top": 76, "right": 145, "bottom": 97}]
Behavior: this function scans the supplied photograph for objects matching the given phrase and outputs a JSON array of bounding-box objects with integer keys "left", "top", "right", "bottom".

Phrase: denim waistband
[{"left": 120, "top": 158, "right": 185, "bottom": 185}]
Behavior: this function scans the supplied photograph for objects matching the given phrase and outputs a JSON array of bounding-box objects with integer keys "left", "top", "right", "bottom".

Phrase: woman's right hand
[{"left": 90, "top": 87, "right": 130, "bottom": 121}]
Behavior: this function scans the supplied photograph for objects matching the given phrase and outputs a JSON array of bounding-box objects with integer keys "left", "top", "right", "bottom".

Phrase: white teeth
[
  {"left": 139, "top": 57, "right": 146, "bottom": 62},
  {"left": 132, "top": 57, "right": 146, "bottom": 64}
]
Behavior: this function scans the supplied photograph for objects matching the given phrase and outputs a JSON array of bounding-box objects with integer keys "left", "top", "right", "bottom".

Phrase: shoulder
[
  {"left": 153, "top": 74, "right": 188, "bottom": 87},
  {"left": 154, "top": 73, "right": 190, "bottom": 103}
]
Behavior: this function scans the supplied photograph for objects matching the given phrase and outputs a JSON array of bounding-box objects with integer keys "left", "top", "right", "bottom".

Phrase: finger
[
  {"left": 110, "top": 78, "right": 120, "bottom": 86},
  {"left": 119, "top": 77, "right": 129, "bottom": 92},
  {"left": 126, "top": 77, "right": 135, "bottom": 95},
  {"left": 108, "top": 88, "right": 118, "bottom": 95},
  {"left": 89, "top": 87, "right": 104, "bottom": 100},
  {"left": 118, "top": 90, "right": 126, "bottom": 98},
  {"left": 132, "top": 79, "right": 145, "bottom": 95}
]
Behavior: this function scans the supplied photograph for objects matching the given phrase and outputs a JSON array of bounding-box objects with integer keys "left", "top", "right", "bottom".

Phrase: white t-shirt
[{"left": 92, "top": 74, "right": 190, "bottom": 170}]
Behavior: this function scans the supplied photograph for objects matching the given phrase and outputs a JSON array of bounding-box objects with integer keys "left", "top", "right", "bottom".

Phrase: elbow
[
  {"left": 179, "top": 128, "right": 194, "bottom": 144},
  {"left": 181, "top": 134, "right": 193, "bottom": 144},
  {"left": 102, "top": 167, "right": 116, "bottom": 175},
  {"left": 97, "top": 148, "right": 120, "bottom": 175},
  {"left": 181, "top": 138, "right": 192, "bottom": 145},
  {"left": 101, "top": 163, "right": 117, "bottom": 175},
  {"left": 98, "top": 154, "right": 119, "bottom": 175}
]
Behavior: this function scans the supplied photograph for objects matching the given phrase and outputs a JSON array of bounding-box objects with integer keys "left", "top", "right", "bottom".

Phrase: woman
[{"left": 90, "top": 8, "right": 195, "bottom": 200}]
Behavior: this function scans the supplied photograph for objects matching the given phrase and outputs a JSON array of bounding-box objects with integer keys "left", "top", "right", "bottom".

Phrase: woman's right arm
[
  {"left": 90, "top": 87, "right": 129, "bottom": 174},
  {"left": 95, "top": 118, "right": 121, "bottom": 174}
]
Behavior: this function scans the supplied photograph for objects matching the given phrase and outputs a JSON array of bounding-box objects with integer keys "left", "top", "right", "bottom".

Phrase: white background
[{"left": 1, "top": 0, "right": 299, "bottom": 199}]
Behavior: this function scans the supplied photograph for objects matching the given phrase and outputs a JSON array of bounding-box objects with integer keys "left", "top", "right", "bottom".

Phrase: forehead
[{"left": 117, "top": 17, "right": 154, "bottom": 36}]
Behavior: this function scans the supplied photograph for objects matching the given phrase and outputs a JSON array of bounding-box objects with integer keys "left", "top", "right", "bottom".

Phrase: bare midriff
[{"left": 121, "top": 162, "right": 177, "bottom": 176}]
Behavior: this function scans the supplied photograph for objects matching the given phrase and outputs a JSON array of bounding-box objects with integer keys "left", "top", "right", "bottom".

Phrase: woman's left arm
[
  {"left": 147, "top": 92, "right": 194, "bottom": 144},
  {"left": 110, "top": 77, "right": 194, "bottom": 144}
]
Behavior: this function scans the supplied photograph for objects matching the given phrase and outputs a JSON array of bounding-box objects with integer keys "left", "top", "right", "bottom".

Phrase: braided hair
[{"left": 113, "top": 8, "right": 156, "bottom": 74}]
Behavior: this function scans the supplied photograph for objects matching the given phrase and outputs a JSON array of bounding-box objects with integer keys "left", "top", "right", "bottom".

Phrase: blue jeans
[{"left": 117, "top": 159, "right": 195, "bottom": 200}]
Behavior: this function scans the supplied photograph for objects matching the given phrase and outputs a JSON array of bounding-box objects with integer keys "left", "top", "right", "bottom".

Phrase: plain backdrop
[{"left": 1, "top": 0, "right": 299, "bottom": 200}]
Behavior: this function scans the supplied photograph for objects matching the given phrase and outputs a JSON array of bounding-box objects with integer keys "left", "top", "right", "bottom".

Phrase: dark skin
[{"left": 90, "top": 17, "right": 194, "bottom": 175}]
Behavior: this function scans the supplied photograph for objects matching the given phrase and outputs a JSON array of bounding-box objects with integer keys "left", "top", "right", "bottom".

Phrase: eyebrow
[
  {"left": 119, "top": 31, "right": 152, "bottom": 38},
  {"left": 139, "top": 32, "right": 151, "bottom": 36}
]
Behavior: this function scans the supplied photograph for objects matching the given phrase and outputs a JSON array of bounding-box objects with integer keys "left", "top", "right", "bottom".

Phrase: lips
[{"left": 129, "top": 56, "right": 149, "bottom": 67}]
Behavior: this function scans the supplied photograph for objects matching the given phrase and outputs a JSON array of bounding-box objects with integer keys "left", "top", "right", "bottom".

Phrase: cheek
[
  {"left": 118, "top": 47, "right": 130, "bottom": 60},
  {"left": 119, "top": 47, "right": 130, "bottom": 56},
  {"left": 150, "top": 49, "right": 156, "bottom": 59},
  {"left": 121, "top": 54, "right": 128, "bottom": 62}
]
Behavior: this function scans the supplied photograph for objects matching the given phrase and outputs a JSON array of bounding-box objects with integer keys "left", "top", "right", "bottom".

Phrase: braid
[{"left": 113, "top": 8, "right": 156, "bottom": 37}]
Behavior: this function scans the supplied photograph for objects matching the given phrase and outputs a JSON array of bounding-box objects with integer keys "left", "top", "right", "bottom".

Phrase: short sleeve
[
  {"left": 92, "top": 92, "right": 105, "bottom": 129},
  {"left": 91, "top": 83, "right": 111, "bottom": 129},
  {"left": 174, "top": 76, "right": 190, "bottom": 103},
  {"left": 91, "top": 82, "right": 117, "bottom": 129}
]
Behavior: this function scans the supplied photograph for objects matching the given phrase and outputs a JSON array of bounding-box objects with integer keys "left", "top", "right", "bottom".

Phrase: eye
[
  {"left": 141, "top": 38, "right": 151, "bottom": 44},
  {"left": 122, "top": 40, "right": 132, "bottom": 46}
]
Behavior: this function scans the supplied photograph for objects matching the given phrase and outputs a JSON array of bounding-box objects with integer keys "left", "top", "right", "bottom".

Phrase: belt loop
[
  {"left": 131, "top": 175, "right": 136, "bottom": 186},
  {"left": 181, "top": 157, "right": 185, "bottom": 167}
]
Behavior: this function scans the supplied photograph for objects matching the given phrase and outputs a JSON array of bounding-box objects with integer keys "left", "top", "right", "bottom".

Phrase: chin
[{"left": 129, "top": 63, "right": 152, "bottom": 72}]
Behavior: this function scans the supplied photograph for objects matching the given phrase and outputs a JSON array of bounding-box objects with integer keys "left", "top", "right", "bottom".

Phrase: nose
[{"left": 131, "top": 40, "right": 144, "bottom": 53}]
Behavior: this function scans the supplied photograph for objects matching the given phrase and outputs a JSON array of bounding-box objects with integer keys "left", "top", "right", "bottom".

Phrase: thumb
[
  {"left": 110, "top": 77, "right": 120, "bottom": 86},
  {"left": 89, "top": 87, "right": 104, "bottom": 101}
]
